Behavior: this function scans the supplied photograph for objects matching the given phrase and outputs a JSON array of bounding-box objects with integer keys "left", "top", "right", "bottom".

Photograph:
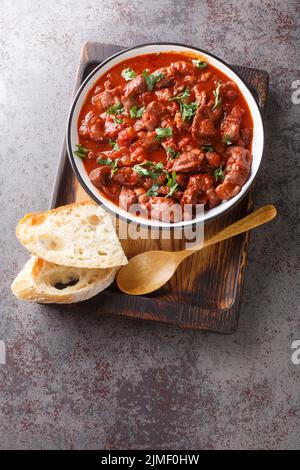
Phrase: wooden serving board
[{"left": 50, "top": 42, "right": 269, "bottom": 333}]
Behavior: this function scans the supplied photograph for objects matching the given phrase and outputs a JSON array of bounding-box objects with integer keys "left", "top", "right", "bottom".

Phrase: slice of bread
[
  {"left": 16, "top": 201, "right": 127, "bottom": 269},
  {"left": 11, "top": 256, "right": 117, "bottom": 304}
]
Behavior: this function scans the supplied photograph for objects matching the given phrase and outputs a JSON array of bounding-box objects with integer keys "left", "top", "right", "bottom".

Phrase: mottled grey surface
[{"left": 0, "top": 0, "right": 299, "bottom": 450}]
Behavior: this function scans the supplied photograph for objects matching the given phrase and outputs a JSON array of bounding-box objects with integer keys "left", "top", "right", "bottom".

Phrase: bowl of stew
[{"left": 67, "top": 43, "right": 264, "bottom": 228}]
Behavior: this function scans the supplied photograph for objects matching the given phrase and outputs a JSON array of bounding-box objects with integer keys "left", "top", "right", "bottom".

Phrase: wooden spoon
[{"left": 117, "top": 205, "right": 277, "bottom": 295}]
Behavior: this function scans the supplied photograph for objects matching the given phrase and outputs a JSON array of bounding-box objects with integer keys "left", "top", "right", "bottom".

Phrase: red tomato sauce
[{"left": 77, "top": 52, "right": 253, "bottom": 222}]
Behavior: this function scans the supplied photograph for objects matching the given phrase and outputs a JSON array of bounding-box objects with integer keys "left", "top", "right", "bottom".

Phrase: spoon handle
[{"left": 180, "top": 205, "right": 277, "bottom": 259}]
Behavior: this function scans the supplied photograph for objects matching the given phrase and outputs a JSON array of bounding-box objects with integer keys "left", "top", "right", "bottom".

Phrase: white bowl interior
[{"left": 67, "top": 44, "right": 264, "bottom": 228}]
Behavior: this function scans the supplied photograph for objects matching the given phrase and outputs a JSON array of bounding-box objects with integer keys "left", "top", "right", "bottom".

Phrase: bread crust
[
  {"left": 16, "top": 201, "right": 127, "bottom": 268},
  {"left": 11, "top": 256, "right": 117, "bottom": 304}
]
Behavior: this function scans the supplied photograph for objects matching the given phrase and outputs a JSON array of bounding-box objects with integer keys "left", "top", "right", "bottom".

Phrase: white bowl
[{"left": 67, "top": 43, "right": 264, "bottom": 229}]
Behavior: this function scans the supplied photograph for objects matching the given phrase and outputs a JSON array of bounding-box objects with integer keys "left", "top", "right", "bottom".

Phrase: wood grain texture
[
  {"left": 116, "top": 206, "right": 276, "bottom": 295},
  {"left": 50, "top": 42, "right": 269, "bottom": 333}
]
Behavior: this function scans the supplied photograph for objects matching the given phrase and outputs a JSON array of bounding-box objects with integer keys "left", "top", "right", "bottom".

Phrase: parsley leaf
[
  {"left": 96, "top": 156, "right": 119, "bottom": 175},
  {"left": 180, "top": 101, "right": 197, "bottom": 121},
  {"left": 165, "top": 171, "right": 179, "bottom": 198},
  {"left": 202, "top": 145, "right": 214, "bottom": 153},
  {"left": 97, "top": 157, "right": 113, "bottom": 166},
  {"left": 137, "top": 106, "right": 146, "bottom": 118},
  {"left": 146, "top": 183, "right": 160, "bottom": 197},
  {"left": 223, "top": 134, "right": 232, "bottom": 145},
  {"left": 129, "top": 105, "right": 146, "bottom": 118},
  {"left": 133, "top": 164, "right": 160, "bottom": 179},
  {"left": 113, "top": 116, "right": 123, "bottom": 125},
  {"left": 155, "top": 127, "right": 173, "bottom": 140},
  {"left": 169, "top": 88, "right": 197, "bottom": 121},
  {"left": 192, "top": 59, "right": 208, "bottom": 69},
  {"left": 166, "top": 147, "right": 180, "bottom": 160},
  {"left": 110, "top": 158, "right": 119, "bottom": 175},
  {"left": 143, "top": 70, "right": 164, "bottom": 91},
  {"left": 74, "top": 144, "right": 89, "bottom": 159},
  {"left": 106, "top": 102, "right": 124, "bottom": 115},
  {"left": 212, "top": 81, "right": 222, "bottom": 110},
  {"left": 109, "top": 139, "right": 119, "bottom": 150},
  {"left": 169, "top": 88, "right": 190, "bottom": 101},
  {"left": 214, "top": 166, "right": 225, "bottom": 182},
  {"left": 121, "top": 68, "right": 136, "bottom": 81},
  {"left": 133, "top": 161, "right": 164, "bottom": 179},
  {"left": 154, "top": 162, "right": 164, "bottom": 171}
]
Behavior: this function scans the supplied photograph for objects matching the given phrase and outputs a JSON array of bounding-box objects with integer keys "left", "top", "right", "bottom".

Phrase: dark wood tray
[{"left": 50, "top": 42, "right": 269, "bottom": 333}]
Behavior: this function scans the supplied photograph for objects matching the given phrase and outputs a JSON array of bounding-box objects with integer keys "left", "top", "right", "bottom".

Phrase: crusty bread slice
[
  {"left": 11, "top": 256, "right": 117, "bottom": 304},
  {"left": 16, "top": 201, "right": 127, "bottom": 268}
]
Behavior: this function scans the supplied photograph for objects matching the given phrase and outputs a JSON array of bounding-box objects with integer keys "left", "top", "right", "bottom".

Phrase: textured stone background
[{"left": 0, "top": 0, "right": 299, "bottom": 450}]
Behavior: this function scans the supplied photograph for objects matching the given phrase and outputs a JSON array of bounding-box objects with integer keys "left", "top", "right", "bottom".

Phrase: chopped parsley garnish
[
  {"left": 133, "top": 161, "right": 164, "bottom": 180},
  {"left": 97, "top": 156, "right": 119, "bottom": 175},
  {"left": 106, "top": 101, "right": 124, "bottom": 125},
  {"left": 153, "top": 161, "right": 164, "bottom": 171},
  {"left": 165, "top": 171, "right": 179, "bottom": 198},
  {"left": 155, "top": 127, "right": 173, "bottom": 140},
  {"left": 181, "top": 101, "right": 198, "bottom": 121},
  {"left": 109, "top": 139, "right": 119, "bottom": 150},
  {"left": 146, "top": 183, "right": 160, "bottom": 197},
  {"left": 212, "top": 81, "right": 222, "bottom": 110},
  {"left": 133, "top": 164, "right": 161, "bottom": 179},
  {"left": 74, "top": 144, "right": 89, "bottom": 159},
  {"left": 169, "top": 88, "right": 190, "bottom": 101},
  {"left": 143, "top": 70, "right": 164, "bottom": 91},
  {"left": 121, "top": 67, "right": 137, "bottom": 81},
  {"left": 129, "top": 105, "right": 146, "bottom": 118},
  {"left": 106, "top": 102, "right": 124, "bottom": 115},
  {"left": 110, "top": 158, "right": 119, "bottom": 175},
  {"left": 169, "top": 87, "right": 197, "bottom": 121},
  {"left": 133, "top": 164, "right": 152, "bottom": 177},
  {"left": 223, "top": 134, "right": 232, "bottom": 145},
  {"left": 214, "top": 166, "right": 225, "bottom": 182},
  {"left": 139, "top": 161, "right": 163, "bottom": 171},
  {"left": 166, "top": 147, "right": 180, "bottom": 160},
  {"left": 97, "top": 157, "right": 113, "bottom": 166},
  {"left": 202, "top": 145, "right": 214, "bottom": 153},
  {"left": 192, "top": 59, "right": 208, "bottom": 69},
  {"left": 113, "top": 116, "right": 123, "bottom": 125}
]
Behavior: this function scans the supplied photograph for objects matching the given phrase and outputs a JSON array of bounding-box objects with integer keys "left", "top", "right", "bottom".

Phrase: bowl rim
[{"left": 66, "top": 42, "right": 264, "bottom": 229}]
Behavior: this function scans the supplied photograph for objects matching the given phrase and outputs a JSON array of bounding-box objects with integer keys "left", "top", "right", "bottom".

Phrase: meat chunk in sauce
[
  {"left": 172, "top": 149, "right": 205, "bottom": 173},
  {"left": 79, "top": 111, "right": 104, "bottom": 141},
  {"left": 215, "top": 146, "right": 252, "bottom": 200},
  {"left": 191, "top": 97, "right": 223, "bottom": 141},
  {"left": 220, "top": 106, "right": 245, "bottom": 143},
  {"left": 119, "top": 187, "right": 138, "bottom": 210},
  {"left": 135, "top": 131, "right": 160, "bottom": 152},
  {"left": 149, "top": 197, "right": 182, "bottom": 223},
  {"left": 104, "top": 117, "right": 125, "bottom": 139},
  {"left": 79, "top": 52, "right": 253, "bottom": 222},
  {"left": 92, "top": 90, "right": 114, "bottom": 112},
  {"left": 205, "top": 151, "right": 221, "bottom": 168},
  {"left": 141, "top": 101, "right": 163, "bottom": 131},
  {"left": 181, "top": 174, "right": 213, "bottom": 207},
  {"left": 121, "top": 95, "right": 136, "bottom": 110},
  {"left": 89, "top": 166, "right": 121, "bottom": 202},
  {"left": 123, "top": 75, "right": 147, "bottom": 97},
  {"left": 112, "top": 167, "right": 143, "bottom": 187}
]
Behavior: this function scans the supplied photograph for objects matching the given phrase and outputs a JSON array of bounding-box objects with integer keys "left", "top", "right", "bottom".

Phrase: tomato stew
[{"left": 77, "top": 52, "right": 253, "bottom": 222}]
